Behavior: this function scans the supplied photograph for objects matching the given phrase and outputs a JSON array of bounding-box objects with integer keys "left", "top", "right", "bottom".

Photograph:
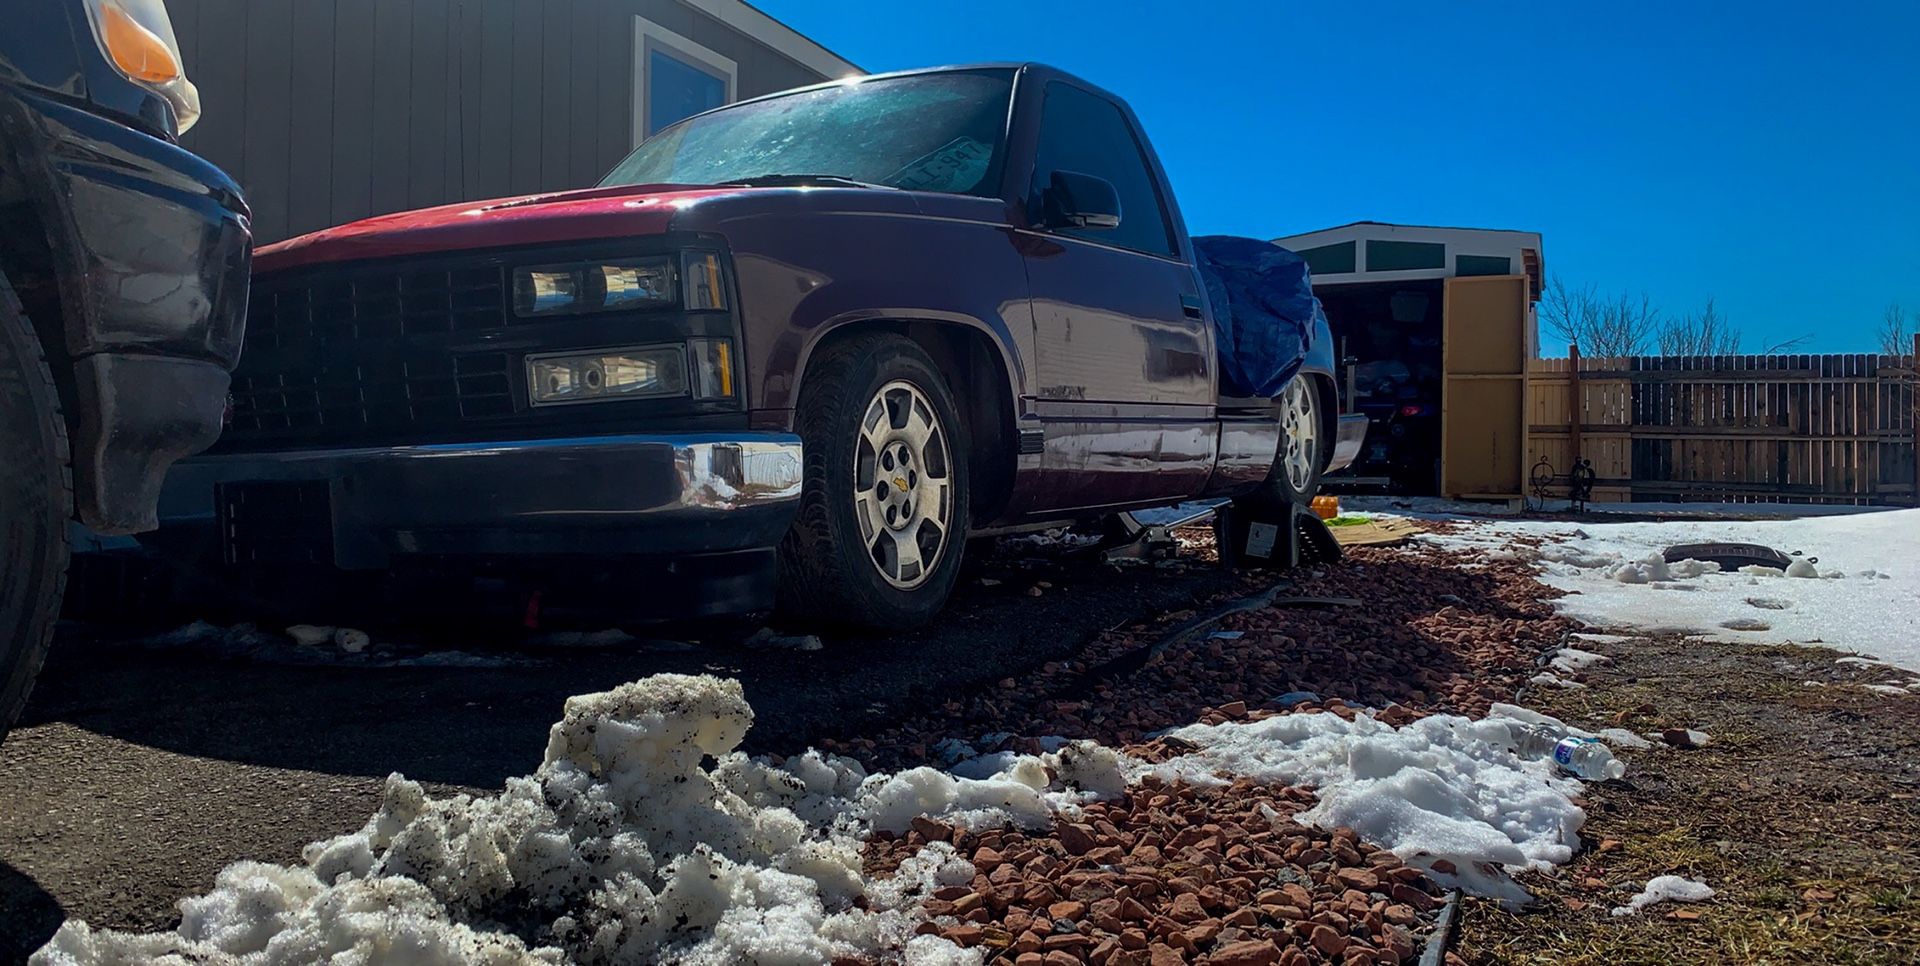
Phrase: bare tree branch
[
  {"left": 1760, "top": 334, "right": 1812, "bottom": 354},
  {"left": 1879, "top": 303, "right": 1915, "bottom": 356},
  {"left": 1539, "top": 275, "right": 1657, "bottom": 357},
  {"left": 1658, "top": 298, "right": 1743, "bottom": 355}
]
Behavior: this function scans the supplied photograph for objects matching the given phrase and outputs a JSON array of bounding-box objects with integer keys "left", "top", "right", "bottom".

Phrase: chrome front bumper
[{"left": 157, "top": 433, "right": 804, "bottom": 568}]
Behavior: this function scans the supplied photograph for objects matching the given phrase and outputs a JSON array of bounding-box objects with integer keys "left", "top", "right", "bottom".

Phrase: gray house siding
[{"left": 167, "top": 0, "right": 843, "bottom": 244}]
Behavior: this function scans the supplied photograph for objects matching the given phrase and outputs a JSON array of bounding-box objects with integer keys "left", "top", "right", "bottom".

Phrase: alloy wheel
[
  {"left": 1281, "top": 377, "right": 1319, "bottom": 492},
  {"left": 852, "top": 379, "right": 953, "bottom": 590}
]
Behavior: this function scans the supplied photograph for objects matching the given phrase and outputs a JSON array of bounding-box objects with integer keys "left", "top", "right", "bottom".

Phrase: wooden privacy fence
[{"left": 1526, "top": 341, "right": 1920, "bottom": 505}]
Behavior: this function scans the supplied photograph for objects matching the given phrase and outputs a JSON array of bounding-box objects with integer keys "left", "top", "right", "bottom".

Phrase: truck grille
[
  {"left": 247, "top": 266, "right": 509, "bottom": 348},
  {"left": 225, "top": 264, "right": 518, "bottom": 444}
]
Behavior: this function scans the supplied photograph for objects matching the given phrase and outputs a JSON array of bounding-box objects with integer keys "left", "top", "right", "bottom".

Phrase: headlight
[
  {"left": 513, "top": 257, "right": 675, "bottom": 318},
  {"left": 525, "top": 345, "right": 687, "bottom": 406},
  {"left": 81, "top": 0, "right": 201, "bottom": 133}
]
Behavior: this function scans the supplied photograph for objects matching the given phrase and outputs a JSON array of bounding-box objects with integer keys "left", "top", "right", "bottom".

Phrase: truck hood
[{"left": 254, "top": 184, "right": 741, "bottom": 274}]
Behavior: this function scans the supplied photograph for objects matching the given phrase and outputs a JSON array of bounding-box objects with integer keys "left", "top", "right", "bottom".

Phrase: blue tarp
[{"left": 1193, "top": 235, "right": 1322, "bottom": 398}]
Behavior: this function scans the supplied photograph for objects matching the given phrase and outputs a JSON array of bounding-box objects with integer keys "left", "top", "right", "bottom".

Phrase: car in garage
[{"left": 151, "top": 62, "right": 1359, "bottom": 630}]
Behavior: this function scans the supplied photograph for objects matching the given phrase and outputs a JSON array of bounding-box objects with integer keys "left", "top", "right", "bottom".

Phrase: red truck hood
[{"left": 255, "top": 184, "right": 741, "bottom": 273}]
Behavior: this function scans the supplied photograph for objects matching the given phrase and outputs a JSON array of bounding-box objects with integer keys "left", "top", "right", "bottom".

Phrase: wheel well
[
  {"left": 803, "top": 320, "right": 1018, "bottom": 525},
  {"left": 1309, "top": 370, "right": 1338, "bottom": 472},
  {"left": 0, "top": 175, "right": 77, "bottom": 414}
]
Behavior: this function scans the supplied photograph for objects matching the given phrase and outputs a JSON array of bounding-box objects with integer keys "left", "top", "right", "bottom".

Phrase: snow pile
[
  {"left": 33, "top": 675, "right": 1138, "bottom": 966},
  {"left": 1146, "top": 709, "right": 1594, "bottom": 904},
  {"left": 863, "top": 740, "right": 1129, "bottom": 834},
  {"left": 1423, "top": 508, "right": 1920, "bottom": 670},
  {"left": 1610, "top": 875, "right": 1715, "bottom": 916}
]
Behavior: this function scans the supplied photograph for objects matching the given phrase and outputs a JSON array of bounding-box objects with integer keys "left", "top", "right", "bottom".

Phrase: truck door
[{"left": 1016, "top": 81, "right": 1215, "bottom": 513}]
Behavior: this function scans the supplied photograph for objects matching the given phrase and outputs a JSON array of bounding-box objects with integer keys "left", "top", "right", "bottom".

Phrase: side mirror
[{"left": 1044, "top": 170, "right": 1121, "bottom": 230}]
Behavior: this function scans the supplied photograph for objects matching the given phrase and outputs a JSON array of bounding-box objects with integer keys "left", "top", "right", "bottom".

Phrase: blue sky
[{"left": 757, "top": 0, "right": 1919, "bottom": 353}]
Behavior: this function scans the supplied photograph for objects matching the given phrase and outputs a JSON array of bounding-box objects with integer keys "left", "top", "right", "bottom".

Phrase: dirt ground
[
  {"left": 1456, "top": 634, "right": 1920, "bottom": 965},
  {"left": 0, "top": 541, "right": 1243, "bottom": 963},
  {"left": 4, "top": 526, "right": 1916, "bottom": 965}
]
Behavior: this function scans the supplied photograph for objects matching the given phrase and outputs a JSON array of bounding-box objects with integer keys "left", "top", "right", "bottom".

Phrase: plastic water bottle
[{"left": 1509, "top": 725, "right": 1627, "bottom": 780}]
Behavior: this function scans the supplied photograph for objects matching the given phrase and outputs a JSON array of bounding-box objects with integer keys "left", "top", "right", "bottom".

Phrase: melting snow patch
[
  {"left": 1145, "top": 708, "right": 1593, "bottom": 904},
  {"left": 31, "top": 675, "right": 1142, "bottom": 966},
  {"left": 1420, "top": 508, "right": 1920, "bottom": 671},
  {"left": 32, "top": 675, "right": 1007, "bottom": 965},
  {"left": 1529, "top": 672, "right": 1586, "bottom": 689},
  {"left": 1549, "top": 648, "right": 1610, "bottom": 673},
  {"left": 1570, "top": 632, "right": 1635, "bottom": 645},
  {"left": 1610, "top": 875, "right": 1715, "bottom": 916},
  {"left": 1594, "top": 728, "right": 1654, "bottom": 750}
]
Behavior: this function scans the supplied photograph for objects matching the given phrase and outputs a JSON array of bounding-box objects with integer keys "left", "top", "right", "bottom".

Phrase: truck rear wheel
[
  {"left": 0, "top": 275, "right": 71, "bottom": 744},
  {"left": 778, "top": 333, "right": 969, "bottom": 630},
  {"left": 1241, "top": 372, "right": 1326, "bottom": 513}
]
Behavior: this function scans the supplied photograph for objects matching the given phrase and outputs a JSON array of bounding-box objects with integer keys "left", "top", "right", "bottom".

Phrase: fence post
[
  {"left": 1567, "top": 343, "right": 1583, "bottom": 465},
  {"left": 1912, "top": 334, "right": 1919, "bottom": 507}
]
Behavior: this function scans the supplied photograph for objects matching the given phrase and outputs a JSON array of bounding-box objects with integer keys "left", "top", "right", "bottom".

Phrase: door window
[{"left": 1030, "top": 83, "right": 1177, "bottom": 257}]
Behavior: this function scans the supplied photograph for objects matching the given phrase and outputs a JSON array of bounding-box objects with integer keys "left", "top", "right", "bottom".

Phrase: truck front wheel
[
  {"left": 0, "top": 275, "right": 71, "bottom": 744},
  {"left": 778, "top": 333, "right": 970, "bottom": 630}
]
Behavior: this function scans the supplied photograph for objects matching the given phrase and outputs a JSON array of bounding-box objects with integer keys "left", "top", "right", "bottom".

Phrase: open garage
[{"left": 1274, "top": 222, "right": 1545, "bottom": 500}]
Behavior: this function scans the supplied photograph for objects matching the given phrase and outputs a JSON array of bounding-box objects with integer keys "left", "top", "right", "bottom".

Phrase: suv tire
[
  {"left": 778, "top": 333, "right": 969, "bottom": 630},
  {"left": 0, "top": 274, "right": 70, "bottom": 744}
]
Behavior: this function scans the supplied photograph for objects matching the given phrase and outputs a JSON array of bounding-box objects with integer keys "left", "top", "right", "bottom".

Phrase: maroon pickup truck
[{"left": 155, "top": 63, "right": 1361, "bottom": 629}]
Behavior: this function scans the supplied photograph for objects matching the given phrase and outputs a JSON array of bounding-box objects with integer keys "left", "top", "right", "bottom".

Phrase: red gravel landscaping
[{"left": 831, "top": 537, "right": 1576, "bottom": 964}]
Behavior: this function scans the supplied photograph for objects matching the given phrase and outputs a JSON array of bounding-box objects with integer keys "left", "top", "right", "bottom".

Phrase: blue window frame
[{"left": 648, "top": 47, "right": 728, "bottom": 136}]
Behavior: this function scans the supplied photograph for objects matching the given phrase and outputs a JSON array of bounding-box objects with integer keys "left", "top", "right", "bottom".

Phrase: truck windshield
[{"left": 600, "top": 70, "right": 1015, "bottom": 197}]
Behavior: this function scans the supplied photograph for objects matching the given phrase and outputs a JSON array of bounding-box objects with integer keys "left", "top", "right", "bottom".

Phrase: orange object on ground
[{"left": 1312, "top": 495, "right": 1340, "bottom": 519}]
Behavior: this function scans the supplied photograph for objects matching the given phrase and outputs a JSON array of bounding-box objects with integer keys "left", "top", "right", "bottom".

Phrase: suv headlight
[{"left": 81, "top": 0, "right": 201, "bottom": 133}]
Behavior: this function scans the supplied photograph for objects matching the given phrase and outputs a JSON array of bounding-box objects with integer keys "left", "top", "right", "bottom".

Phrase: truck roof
[{"left": 721, "top": 61, "right": 1115, "bottom": 110}]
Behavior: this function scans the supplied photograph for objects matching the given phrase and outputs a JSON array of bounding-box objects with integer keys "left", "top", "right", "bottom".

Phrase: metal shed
[
  {"left": 1273, "top": 222, "right": 1546, "bottom": 501},
  {"left": 166, "top": 0, "right": 862, "bottom": 244}
]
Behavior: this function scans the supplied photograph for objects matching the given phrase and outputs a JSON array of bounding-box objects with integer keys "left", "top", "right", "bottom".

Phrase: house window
[
  {"left": 633, "top": 18, "right": 737, "bottom": 145},
  {"left": 1298, "top": 241, "right": 1356, "bottom": 275},
  {"left": 1365, "top": 239, "right": 1446, "bottom": 272},
  {"left": 1455, "top": 254, "right": 1512, "bottom": 277}
]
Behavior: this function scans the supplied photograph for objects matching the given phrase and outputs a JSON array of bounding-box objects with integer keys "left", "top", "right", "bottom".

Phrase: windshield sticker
[{"left": 886, "top": 136, "right": 992, "bottom": 193}]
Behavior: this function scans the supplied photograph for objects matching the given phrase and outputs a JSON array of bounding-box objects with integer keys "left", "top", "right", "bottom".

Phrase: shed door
[{"left": 1441, "top": 275, "right": 1531, "bottom": 498}]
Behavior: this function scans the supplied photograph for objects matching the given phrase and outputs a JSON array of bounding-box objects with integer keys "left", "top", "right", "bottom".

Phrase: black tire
[
  {"left": 777, "top": 333, "right": 970, "bottom": 630},
  {"left": 0, "top": 274, "right": 71, "bottom": 745},
  {"left": 1241, "top": 372, "right": 1328, "bottom": 514}
]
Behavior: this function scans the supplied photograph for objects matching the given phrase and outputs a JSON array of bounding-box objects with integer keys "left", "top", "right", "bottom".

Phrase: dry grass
[{"left": 1456, "top": 638, "right": 1920, "bottom": 965}]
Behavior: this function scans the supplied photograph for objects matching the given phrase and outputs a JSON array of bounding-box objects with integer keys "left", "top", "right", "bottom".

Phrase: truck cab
[{"left": 153, "top": 63, "right": 1352, "bottom": 630}]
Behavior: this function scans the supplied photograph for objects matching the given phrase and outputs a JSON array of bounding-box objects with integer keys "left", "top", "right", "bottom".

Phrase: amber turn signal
[{"left": 101, "top": 2, "right": 181, "bottom": 84}]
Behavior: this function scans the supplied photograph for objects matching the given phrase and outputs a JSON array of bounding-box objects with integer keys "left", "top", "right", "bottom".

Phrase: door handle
[{"left": 1180, "top": 295, "right": 1204, "bottom": 320}]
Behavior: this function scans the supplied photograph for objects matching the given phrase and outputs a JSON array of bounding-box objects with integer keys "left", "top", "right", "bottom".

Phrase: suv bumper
[
  {"left": 3, "top": 88, "right": 251, "bottom": 533},
  {"left": 158, "top": 433, "right": 804, "bottom": 573}
]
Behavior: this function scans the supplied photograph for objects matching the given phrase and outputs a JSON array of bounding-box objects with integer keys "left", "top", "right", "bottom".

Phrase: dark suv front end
[
  {"left": 1, "top": 0, "right": 251, "bottom": 534},
  {"left": 156, "top": 227, "right": 803, "bottom": 618}
]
